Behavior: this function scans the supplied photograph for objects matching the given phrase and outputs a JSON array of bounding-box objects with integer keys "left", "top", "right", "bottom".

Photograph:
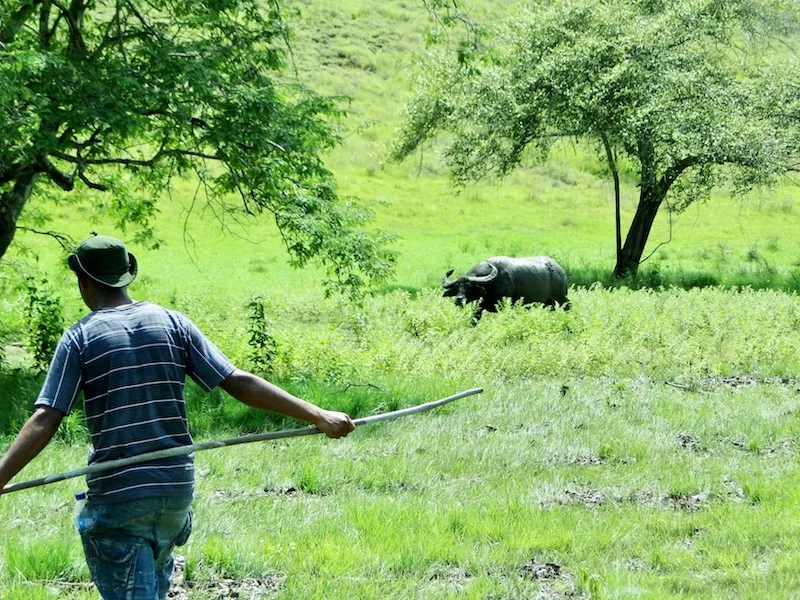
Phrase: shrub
[
  {"left": 246, "top": 296, "right": 278, "bottom": 376},
  {"left": 24, "top": 280, "right": 64, "bottom": 373}
]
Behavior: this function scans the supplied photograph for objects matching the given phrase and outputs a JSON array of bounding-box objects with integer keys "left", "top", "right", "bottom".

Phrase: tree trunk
[
  {"left": 614, "top": 186, "right": 665, "bottom": 277},
  {"left": 0, "top": 173, "right": 39, "bottom": 261},
  {"left": 598, "top": 131, "right": 622, "bottom": 267}
]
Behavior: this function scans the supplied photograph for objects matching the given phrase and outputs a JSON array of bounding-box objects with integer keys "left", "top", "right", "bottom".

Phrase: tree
[
  {"left": 394, "top": 0, "right": 800, "bottom": 277},
  {"left": 0, "top": 0, "right": 394, "bottom": 296}
]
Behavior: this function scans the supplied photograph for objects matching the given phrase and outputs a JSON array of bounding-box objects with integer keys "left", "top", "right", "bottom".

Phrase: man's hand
[
  {"left": 314, "top": 409, "right": 356, "bottom": 438},
  {"left": 0, "top": 407, "right": 63, "bottom": 493}
]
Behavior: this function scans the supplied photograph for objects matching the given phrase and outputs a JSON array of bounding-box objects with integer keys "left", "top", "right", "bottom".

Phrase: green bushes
[
  {"left": 246, "top": 296, "right": 278, "bottom": 376},
  {"left": 24, "top": 281, "right": 64, "bottom": 373},
  {"left": 250, "top": 287, "right": 800, "bottom": 388},
  {"left": 2, "top": 286, "right": 798, "bottom": 439},
  {"left": 0, "top": 372, "right": 42, "bottom": 439}
]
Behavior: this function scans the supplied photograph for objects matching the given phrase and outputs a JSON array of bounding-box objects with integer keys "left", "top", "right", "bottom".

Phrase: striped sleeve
[
  {"left": 35, "top": 330, "right": 83, "bottom": 415},
  {"left": 181, "top": 315, "right": 235, "bottom": 392}
]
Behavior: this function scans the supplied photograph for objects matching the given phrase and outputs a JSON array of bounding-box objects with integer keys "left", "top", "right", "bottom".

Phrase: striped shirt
[{"left": 35, "top": 302, "right": 235, "bottom": 503}]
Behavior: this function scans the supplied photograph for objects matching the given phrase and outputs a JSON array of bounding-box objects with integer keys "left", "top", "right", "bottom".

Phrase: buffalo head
[{"left": 441, "top": 264, "right": 499, "bottom": 307}]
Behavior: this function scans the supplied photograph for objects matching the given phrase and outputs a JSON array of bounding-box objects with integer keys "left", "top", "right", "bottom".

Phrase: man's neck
[{"left": 93, "top": 290, "right": 135, "bottom": 311}]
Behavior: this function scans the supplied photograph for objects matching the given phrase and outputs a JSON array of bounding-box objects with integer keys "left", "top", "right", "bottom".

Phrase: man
[{"left": 0, "top": 234, "right": 355, "bottom": 599}]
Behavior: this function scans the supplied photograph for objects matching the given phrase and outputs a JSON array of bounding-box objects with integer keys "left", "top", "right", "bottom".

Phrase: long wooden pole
[{"left": 0, "top": 388, "right": 483, "bottom": 496}]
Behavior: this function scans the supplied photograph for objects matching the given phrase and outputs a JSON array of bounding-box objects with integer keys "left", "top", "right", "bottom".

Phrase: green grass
[
  {"left": 3, "top": 377, "right": 800, "bottom": 598},
  {"left": 3, "top": 0, "right": 800, "bottom": 597}
]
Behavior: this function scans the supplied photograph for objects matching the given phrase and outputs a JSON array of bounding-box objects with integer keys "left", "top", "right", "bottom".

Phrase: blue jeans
[{"left": 78, "top": 496, "right": 193, "bottom": 600}]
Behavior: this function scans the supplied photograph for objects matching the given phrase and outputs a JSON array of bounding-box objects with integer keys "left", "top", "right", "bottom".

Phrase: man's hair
[{"left": 79, "top": 273, "right": 122, "bottom": 293}]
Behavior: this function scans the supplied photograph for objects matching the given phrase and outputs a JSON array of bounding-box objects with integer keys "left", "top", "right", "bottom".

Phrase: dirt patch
[
  {"left": 556, "top": 488, "right": 604, "bottom": 508},
  {"left": 521, "top": 562, "right": 562, "bottom": 580},
  {"left": 707, "top": 375, "right": 796, "bottom": 390},
  {"left": 727, "top": 437, "right": 796, "bottom": 456},
  {"left": 622, "top": 557, "right": 648, "bottom": 572},
  {"left": 722, "top": 478, "right": 746, "bottom": 501},
  {"left": 571, "top": 455, "right": 604, "bottom": 466},
  {"left": 544, "top": 487, "right": 719, "bottom": 511},
  {"left": 261, "top": 485, "right": 301, "bottom": 498},
  {"left": 765, "top": 439, "right": 795, "bottom": 456},
  {"left": 667, "top": 376, "right": 799, "bottom": 392},
  {"left": 168, "top": 556, "right": 189, "bottom": 600},
  {"left": 168, "top": 556, "right": 284, "bottom": 599},
  {"left": 426, "top": 564, "right": 472, "bottom": 593},
  {"left": 676, "top": 432, "right": 703, "bottom": 451},
  {"left": 667, "top": 491, "right": 709, "bottom": 511},
  {"left": 520, "top": 561, "right": 587, "bottom": 599},
  {"left": 713, "top": 375, "right": 798, "bottom": 389},
  {"left": 629, "top": 490, "right": 711, "bottom": 511}
]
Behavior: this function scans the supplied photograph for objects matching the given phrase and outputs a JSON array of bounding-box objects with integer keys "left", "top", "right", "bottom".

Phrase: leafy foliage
[
  {"left": 24, "top": 279, "right": 64, "bottom": 372},
  {"left": 0, "top": 0, "right": 394, "bottom": 296},
  {"left": 394, "top": 0, "right": 800, "bottom": 275},
  {"left": 247, "top": 295, "right": 278, "bottom": 376}
]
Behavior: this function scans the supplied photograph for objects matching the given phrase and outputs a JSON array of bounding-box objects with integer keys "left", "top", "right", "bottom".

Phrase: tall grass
[{"left": 3, "top": 286, "right": 798, "bottom": 441}]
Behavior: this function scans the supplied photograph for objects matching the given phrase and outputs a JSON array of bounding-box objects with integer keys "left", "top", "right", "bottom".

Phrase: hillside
[
  {"left": 283, "top": 0, "right": 800, "bottom": 289},
  {"left": 2, "top": 0, "right": 800, "bottom": 343}
]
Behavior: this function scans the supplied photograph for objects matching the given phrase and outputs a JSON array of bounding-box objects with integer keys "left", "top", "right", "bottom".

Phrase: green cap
[{"left": 68, "top": 235, "right": 138, "bottom": 288}]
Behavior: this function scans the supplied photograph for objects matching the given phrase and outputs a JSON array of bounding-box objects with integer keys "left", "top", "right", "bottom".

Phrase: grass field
[
  {"left": 3, "top": 372, "right": 800, "bottom": 598},
  {"left": 2, "top": 0, "right": 800, "bottom": 598}
]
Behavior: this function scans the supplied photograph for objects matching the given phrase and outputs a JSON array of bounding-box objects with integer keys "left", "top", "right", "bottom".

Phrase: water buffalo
[{"left": 442, "top": 256, "right": 569, "bottom": 321}]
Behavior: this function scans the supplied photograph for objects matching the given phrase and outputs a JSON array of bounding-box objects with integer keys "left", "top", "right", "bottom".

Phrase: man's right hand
[
  {"left": 314, "top": 409, "right": 356, "bottom": 438},
  {"left": 221, "top": 370, "right": 357, "bottom": 438}
]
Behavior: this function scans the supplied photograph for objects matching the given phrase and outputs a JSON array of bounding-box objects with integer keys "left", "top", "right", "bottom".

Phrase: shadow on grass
[
  {"left": 0, "top": 370, "right": 453, "bottom": 442},
  {"left": 0, "top": 370, "right": 44, "bottom": 440},
  {"left": 565, "top": 264, "right": 800, "bottom": 293},
  {"left": 184, "top": 375, "right": 451, "bottom": 438}
]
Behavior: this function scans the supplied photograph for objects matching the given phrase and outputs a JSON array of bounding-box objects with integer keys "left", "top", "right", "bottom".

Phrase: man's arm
[
  {"left": 0, "top": 407, "right": 64, "bottom": 491},
  {"left": 219, "top": 369, "right": 355, "bottom": 438}
]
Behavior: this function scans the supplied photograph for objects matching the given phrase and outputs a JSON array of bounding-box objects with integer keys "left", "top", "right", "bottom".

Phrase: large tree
[
  {"left": 395, "top": 0, "right": 800, "bottom": 277},
  {"left": 0, "top": 0, "right": 394, "bottom": 295}
]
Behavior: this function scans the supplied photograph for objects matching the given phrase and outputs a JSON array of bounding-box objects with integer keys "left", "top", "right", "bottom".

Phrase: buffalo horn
[
  {"left": 442, "top": 269, "right": 457, "bottom": 288},
  {"left": 466, "top": 263, "right": 498, "bottom": 284}
]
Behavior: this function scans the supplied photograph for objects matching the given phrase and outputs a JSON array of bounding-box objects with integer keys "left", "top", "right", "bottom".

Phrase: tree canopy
[
  {"left": 396, "top": 0, "right": 800, "bottom": 276},
  {"left": 0, "top": 0, "right": 394, "bottom": 296}
]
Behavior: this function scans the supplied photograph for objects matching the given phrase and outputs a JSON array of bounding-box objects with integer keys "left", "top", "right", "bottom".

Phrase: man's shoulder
[{"left": 72, "top": 302, "right": 189, "bottom": 339}]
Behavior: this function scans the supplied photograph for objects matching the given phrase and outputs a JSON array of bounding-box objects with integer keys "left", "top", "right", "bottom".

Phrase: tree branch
[
  {"left": 77, "top": 170, "right": 108, "bottom": 191},
  {"left": 37, "top": 157, "right": 74, "bottom": 190},
  {"left": 51, "top": 146, "right": 165, "bottom": 167},
  {"left": 50, "top": 0, "right": 87, "bottom": 58},
  {"left": 38, "top": 0, "right": 52, "bottom": 49},
  {"left": 91, "top": 2, "right": 153, "bottom": 61},
  {"left": 599, "top": 129, "right": 622, "bottom": 265},
  {"left": 123, "top": 0, "right": 165, "bottom": 42},
  {"left": 659, "top": 156, "right": 702, "bottom": 191},
  {"left": 51, "top": 146, "right": 221, "bottom": 167},
  {"left": 44, "top": 11, "right": 64, "bottom": 47},
  {"left": 15, "top": 226, "right": 75, "bottom": 250}
]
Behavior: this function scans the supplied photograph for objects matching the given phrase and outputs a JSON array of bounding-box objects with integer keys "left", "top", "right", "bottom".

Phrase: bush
[
  {"left": 246, "top": 296, "right": 278, "bottom": 376},
  {"left": 24, "top": 280, "right": 64, "bottom": 373}
]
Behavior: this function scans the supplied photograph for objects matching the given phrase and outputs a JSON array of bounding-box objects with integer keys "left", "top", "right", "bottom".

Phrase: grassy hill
[
  {"left": 283, "top": 0, "right": 800, "bottom": 289},
  {"left": 4, "top": 0, "right": 800, "bottom": 308}
]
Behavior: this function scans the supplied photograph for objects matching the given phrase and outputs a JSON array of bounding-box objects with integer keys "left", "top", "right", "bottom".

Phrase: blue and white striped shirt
[{"left": 35, "top": 302, "right": 234, "bottom": 503}]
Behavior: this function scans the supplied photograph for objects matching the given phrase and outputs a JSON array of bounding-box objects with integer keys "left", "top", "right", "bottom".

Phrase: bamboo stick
[{"left": 0, "top": 388, "right": 483, "bottom": 496}]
